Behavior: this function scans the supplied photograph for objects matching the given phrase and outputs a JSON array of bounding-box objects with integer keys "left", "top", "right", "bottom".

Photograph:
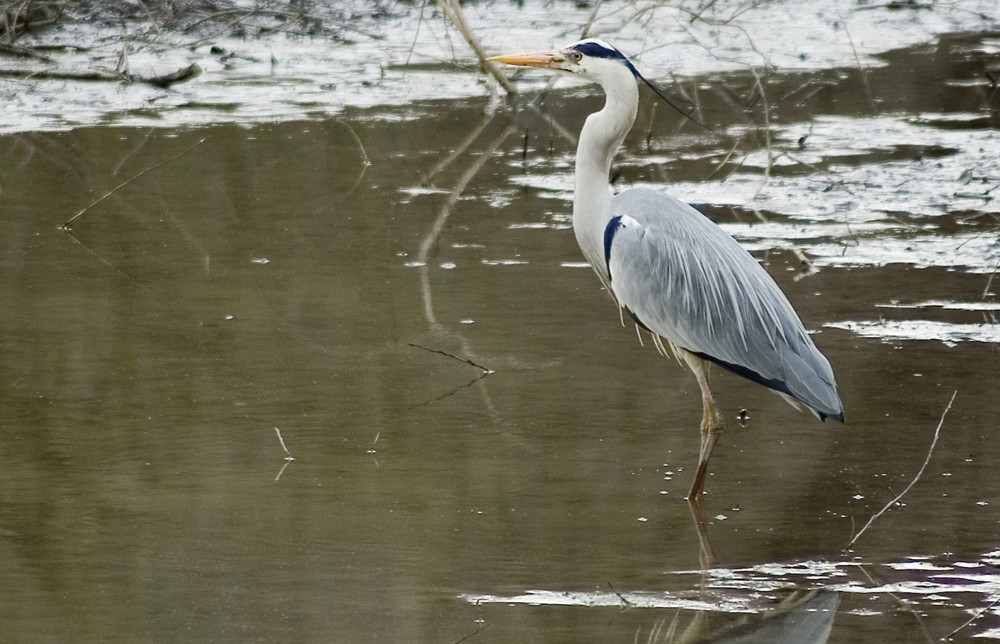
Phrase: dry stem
[
  {"left": 845, "top": 390, "right": 958, "bottom": 550},
  {"left": 61, "top": 137, "right": 207, "bottom": 230}
]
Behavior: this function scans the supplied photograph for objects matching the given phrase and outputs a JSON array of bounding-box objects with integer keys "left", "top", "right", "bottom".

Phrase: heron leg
[{"left": 683, "top": 355, "right": 724, "bottom": 500}]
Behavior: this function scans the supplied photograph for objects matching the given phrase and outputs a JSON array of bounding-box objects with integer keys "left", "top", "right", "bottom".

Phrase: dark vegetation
[
  {"left": 0, "top": 0, "right": 406, "bottom": 85},
  {"left": 0, "top": 1, "right": 405, "bottom": 51}
]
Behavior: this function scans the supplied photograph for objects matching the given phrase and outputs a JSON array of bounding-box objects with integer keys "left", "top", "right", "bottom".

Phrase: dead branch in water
[
  {"left": 144, "top": 63, "right": 201, "bottom": 87},
  {"left": 274, "top": 427, "right": 294, "bottom": 460},
  {"left": 273, "top": 427, "right": 294, "bottom": 481},
  {"left": 845, "top": 390, "right": 958, "bottom": 551},
  {"left": 409, "top": 343, "right": 493, "bottom": 375},
  {"left": 0, "top": 62, "right": 201, "bottom": 87},
  {"left": 61, "top": 136, "right": 207, "bottom": 231},
  {"left": 945, "top": 591, "right": 1000, "bottom": 640}
]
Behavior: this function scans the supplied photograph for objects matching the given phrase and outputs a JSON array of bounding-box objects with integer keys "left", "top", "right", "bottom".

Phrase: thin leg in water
[{"left": 683, "top": 354, "right": 724, "bottom": 499}]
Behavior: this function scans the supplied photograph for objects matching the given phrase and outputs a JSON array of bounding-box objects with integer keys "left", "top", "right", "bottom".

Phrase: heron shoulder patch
[{"left": 603, "top": 214, "right": 642, "bottom": 280}]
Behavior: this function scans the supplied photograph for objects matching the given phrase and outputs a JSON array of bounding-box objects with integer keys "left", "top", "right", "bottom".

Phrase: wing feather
[{"left": 605, "top": 188, "right": 843, "bottom": 420}]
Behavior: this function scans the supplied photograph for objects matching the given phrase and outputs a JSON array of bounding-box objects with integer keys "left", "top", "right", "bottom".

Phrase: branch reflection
[{"left": 412, "top": 105, "right": 516, "bottom": 412}]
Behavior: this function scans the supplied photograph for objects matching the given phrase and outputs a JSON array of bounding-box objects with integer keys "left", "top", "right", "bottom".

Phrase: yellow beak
[{"left": 488, "top": 51, "right": 563, "bottom": 69}]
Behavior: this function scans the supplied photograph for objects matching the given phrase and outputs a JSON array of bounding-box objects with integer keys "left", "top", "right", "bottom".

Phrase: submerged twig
[
  {"left": 409, "top": 343, "right": 493, "bottom": 374},
  {"left": 60, "top": 136, "right": 207, "bottom": 230},
  {"left": 274, "top": 427, "right": 294, "bottom": 460},
  {"left": 59, "top": 230, "right": 135, "bottom": 281},
  {"left": 408, "top": 370, "right": 493, "bottom": 410},
  {"left": 329, "top": 118, "right": 371, "bottom": 202},
  {"left": 608, "top": 581, "right": 636, "bottom": 611},
  {"left": 945, "top": 589, "right": 1000, "bottom": 640},
  {"left": 845, "top": 390, "right": 957, "bottom": 550},
  {"left": 983, "top": 255, "right": 999, "bottom": 300},
  {"left": 451, "top": 622, "right": 490, "bottom": 644},
  {"left": 852, "top": 563, "right": 934, "bottom": 642},
  {"left": 273, "top": 427, "right": 295, "bottom": 481}
]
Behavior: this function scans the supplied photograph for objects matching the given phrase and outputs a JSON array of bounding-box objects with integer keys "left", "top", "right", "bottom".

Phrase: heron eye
[{"left": 567, "top": 50, "right": 582, "bottom": 63}]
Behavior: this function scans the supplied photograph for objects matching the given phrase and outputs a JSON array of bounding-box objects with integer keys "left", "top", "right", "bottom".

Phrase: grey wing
[{"left": 605, "top": 188, "right": 843, "bottom": 421}]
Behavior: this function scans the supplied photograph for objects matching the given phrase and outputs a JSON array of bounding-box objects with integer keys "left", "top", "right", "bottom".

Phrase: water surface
[{"left": 2, "top": 16, "right": 999, "bottom": 644}]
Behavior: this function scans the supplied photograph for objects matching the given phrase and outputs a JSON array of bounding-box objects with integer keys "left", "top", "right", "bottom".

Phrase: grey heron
[{"left": 490, "top": 39, "right": 844, "bottom": 499}]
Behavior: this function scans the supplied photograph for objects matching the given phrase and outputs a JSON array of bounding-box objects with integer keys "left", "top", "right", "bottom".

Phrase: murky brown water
[{"left": 1, "top": 25, "right": 999, "bottom": 644}]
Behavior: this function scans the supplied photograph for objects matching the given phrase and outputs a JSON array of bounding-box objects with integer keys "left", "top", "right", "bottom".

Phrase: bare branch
[
  {"left": 435, "top": 0, "right": 515, "bottom": 95},
  {"left": 945, "top": 590, "right": 1000, "bottom": 640},
  {"left": 409, "top": 343, "right": 493, "bottom": 374},
  {"left": 61, "top": 136, "right": 207, "bottom": 230},
  {"left": 845, "top": 390, "right": 958, "bottom": 550},
  {"left": 143, "top": 63, "right": 201, "bottom": 88},
  {"left": 274, "top": 427, "right": 294, "bottom": 460}
]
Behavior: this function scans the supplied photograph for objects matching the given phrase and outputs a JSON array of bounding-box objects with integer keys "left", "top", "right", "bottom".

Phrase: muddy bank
[{"left": 1, "top": 0, "right": 997, "bottom": 133}]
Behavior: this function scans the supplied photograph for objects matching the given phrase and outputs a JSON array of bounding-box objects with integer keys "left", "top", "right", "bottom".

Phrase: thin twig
[
  {"left": 409, "top": 343, "right": 493, "bottom": 374},
  {"left": 274, "top": 460, "right": 293, "bottom": 481},
  {"left": 578, "top": 0, "right": 605, "bottom": 39},
  {"left": 852, "top": 563, "right": 934, "bottom": 643},
  {"left": 451, "top": 622, "right": 489, "bottom": 644},
  {"left": 845, "top": 390, "right": 957, "bottom": 550},
  {"left": 60, "top": 229, "right": 136, "bottom": 281},
  {"left": 329, "top": 118, "right": 371, "bottom": 202},
  {"left": 435, "top": 0, "right": 514, "bottom": 95},
  {"left": 608, "top": 581, "right": 636, "bottom": 611},
  {"left": 274, "top": 427, "right": 294, "bottom": 460},
  {"left": 61, "top": 137, "right": 207, "bottom": 230},
  {"left": 407, "top": 370, "right": 492, "bottom": 410},
  {"left": 945, "top": 589, "right": 1000, "bottom": 639},
  {"left": 837, "top": 11, "right": 874, "bottom": 112},
  {"left": 746, "top": 65, "right": 773, "bottom": 201},
  {"left": 335, "top": 118, "right": 370, "bottom": 167},
  {"left": 983, "top": 255, "right": 999, "bottom": 299},
  {"left": 273, "top": 427, "right": 294, "bottom": 481}
]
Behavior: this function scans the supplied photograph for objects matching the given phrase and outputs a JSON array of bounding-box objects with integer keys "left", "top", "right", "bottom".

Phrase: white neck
[{"left": 572, "top": 70, "right": 639, "bottom": 283}]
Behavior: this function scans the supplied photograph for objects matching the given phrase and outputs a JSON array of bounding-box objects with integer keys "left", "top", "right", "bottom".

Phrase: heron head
[
  {"left": 489, "top": 38, "right": 638, "bottom": 80},
  {"left": 490, "top": 39, "right": 698, "bottom": 123}
]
